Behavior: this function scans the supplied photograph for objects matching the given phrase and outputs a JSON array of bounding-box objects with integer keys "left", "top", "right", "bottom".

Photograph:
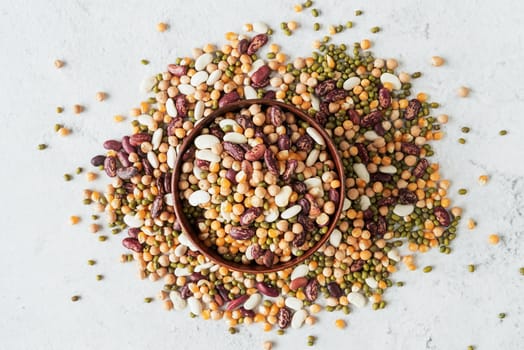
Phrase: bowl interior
[{"left": 172, "top": 99, "right": 345, "bottom": 273}]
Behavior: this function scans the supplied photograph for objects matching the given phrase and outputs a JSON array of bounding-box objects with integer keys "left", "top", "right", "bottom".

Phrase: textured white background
[{"left": 1, "top": 0, "right": 523, "bottom": 349}]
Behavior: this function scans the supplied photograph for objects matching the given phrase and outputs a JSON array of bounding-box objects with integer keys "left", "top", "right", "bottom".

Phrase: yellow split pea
[
  {"left": 488, "top": 234, "right": 500, "bottom": 245},
  {"left": 69, "top": 216, "right": 80, "bottom": 225},
  {"left": 156, "top": 22, "right": 168, "bottom": 32}
]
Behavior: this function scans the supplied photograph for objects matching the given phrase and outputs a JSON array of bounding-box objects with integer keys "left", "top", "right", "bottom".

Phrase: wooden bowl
[{"left": 172, "top": 99, "right": 345, "bottom": 273}]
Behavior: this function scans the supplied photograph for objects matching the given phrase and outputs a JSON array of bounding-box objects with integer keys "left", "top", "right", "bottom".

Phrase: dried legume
[
  {"left": 96, "top": 92, "right": 107, "bottom": 101},
  {"left": 77, "top": 8, "right": 463, "bottom": 339},
  {"left": 431, "top": 56, "right": 445, "bottom": 66}
]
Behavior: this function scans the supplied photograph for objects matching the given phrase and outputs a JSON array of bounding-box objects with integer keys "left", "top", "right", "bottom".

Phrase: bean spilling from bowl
[
  {"left": 178, "top": 103, "right": 341, "bottom": 268},
  {"left": 81, "top": 15, "right": 462, "bottom": 335}
]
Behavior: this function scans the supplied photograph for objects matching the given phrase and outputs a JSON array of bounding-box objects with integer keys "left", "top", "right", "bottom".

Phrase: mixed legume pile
[
  {"left": 75, "top": 3, "right": 469, "bottom": 339},
  {"left": 179, "top": 103, "right": 341, "bottom": 268}
]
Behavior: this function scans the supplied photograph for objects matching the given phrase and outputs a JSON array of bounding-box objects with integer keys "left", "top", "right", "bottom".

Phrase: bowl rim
[{"left": 171, "top": 98, "right": 346, "bottom": 273}]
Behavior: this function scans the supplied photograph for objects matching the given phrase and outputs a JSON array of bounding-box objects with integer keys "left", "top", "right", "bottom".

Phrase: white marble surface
[{"left": 1, "top": 0, "right": 523, "bottom": 349}]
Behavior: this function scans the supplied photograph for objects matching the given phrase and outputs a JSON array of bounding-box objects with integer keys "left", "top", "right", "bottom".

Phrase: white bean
[
  {"left": 140, "top": 76, "right": 156, "bottom": 93},
  {"left": 123, "top": 214, "right": 143, "bottom": 228},
  {"left": 347, "top": 292, "right": 367, "bottom": 308},
  {"left": 219, "top": 118, "right": 240, "bottom": 130},
  {"left": 152, "top": 128, "right": 163, "bottom": 150},
  {"left": 280, "top": 205, "right": 302, "bottom": 219},
  {"left": 147, "top": 151, "right": 159, "bottom": 168},
  {"left": 291, "top": 309, "right": 308, "bottom": 329},
  {"left": 223, "top": 132, "right": 247, "bottom": 144},
  {"left": 195, "top": 149, "right": 221, "bottom": 163},
  {"left": 206, "top": 70, "right": 222, "bottom": 85},
  {"left": 291, "top": 264, "right": 309, "bottom": 280},
  {"left": 194, "top": 101, "right": 205, "bottom": 120},
  {"left": 195, "top": 135, "right": 220, "bottom": 150},
  {"left": 167, "top": 146, "right": 176, "bottom": 169},
  {"left": 359, "top": 195, "right": 371, "bottom": 211},
  {"left": 380, "top": 73, "right": 401, "bottom": 90},
  {"left": 243, "top": 293, "right": 262, "bottom": 310},
  {"left": 252, "top": 21, "right": 269, "bottom": 33},
  {"left": 329, "top": 229, "right": 342, "bottom": 247},
  {"left": 353, "top": 163, "right": 370, "bottom": 183},
  {"left": 264, "top": 207, "right": 279, "bottom": 223},
  {"left": 379, "top": 165, "right": 397, "bottom": 174},
  {"left": 178, "top": 84, "right": 196, "bottom": 95},
  {"left": 343, "top": 76, "right": 361, "bottom": 90},
  {"left": 187, "top": 297, "right": 202, "bottom": 315},
  {"left": 138, "top": 115, "right": 154, "bottom": 129},
  {"left": 284, "top": 297, "right": 303, "bottom": 311},
  {"left": 393, "top": 204, "right": 414, "bottom": 217},
  {"left": 305, "top": 148, "right": 320, "bottom": 167},
  {"left": 188, "top": 190, "right": 211, "bottom": 206},
  {"left": 275, "top": 185, "right": 292, "bottom": 207},
  {"left": 244, "top": 85, "right": 258, "bottom": 99},
  {"left": 166, "top": 98, "right": 177, "bottom": 117},
  {"left": 169, "top": 291, "right": 187, "bottom": 310},
  {"left": 164, "top": 193, "right": 174, "bottom": 206},
  {"left": 190, "top": 71, "right": 209, "bottom": 87},
  {"left": 195, "top": 53, "right": 213, "bottom": 71},
  {"left": 364, "top": 130, "right": 379, "bottom": 141},
  {"left": 306, "top": 127, "right": 325, "bottom": 146}
]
